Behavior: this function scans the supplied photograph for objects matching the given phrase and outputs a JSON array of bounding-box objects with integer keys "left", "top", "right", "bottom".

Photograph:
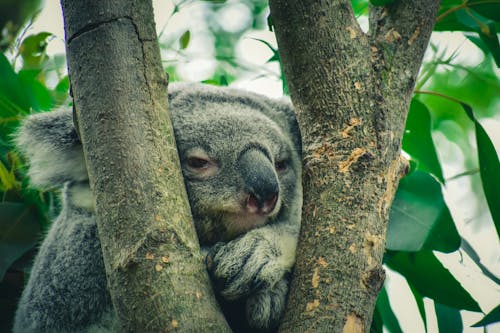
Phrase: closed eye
[
  {"left": 275, "top": 159, "right": 289, "bottom": 172},
  {"left": 187, "top": 157, "right": 210, "bottom": 169}
]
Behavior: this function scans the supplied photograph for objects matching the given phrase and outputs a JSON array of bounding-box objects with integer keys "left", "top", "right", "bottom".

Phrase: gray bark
[
  {"left": 268, "top": 1, "right": 441, "bottom": 332},
  {"left": 60, "top": 0, "right": 231, "bottom": 331}
]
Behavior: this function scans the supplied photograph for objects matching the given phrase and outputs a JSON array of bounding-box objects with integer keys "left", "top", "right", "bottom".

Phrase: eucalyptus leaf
[
  {"left": 18, "top": 69, "right": 54, "bottom": 111},
  {"left": 19, "top": 32, "right": 52, "bottom": 69},
  {"left": 472, "top": 304, "right": 500, "bottom": 327},
  {"left": 386, "top": 251, "right": 481, "bottom": 312},
  {"left": 457, "top": 102, "right": 500, "bottom": 236},
  {"left": 387, "top": 171, "right": 460, "bottom": 252},
  {"left": 435, "top": 3, "right": 500, "bottom": 32},
  {"left": 455, "top": 9, "right": 500, "bottom": 67},
  {"left": 179, "top": 30, "right": 190, "bottom": 50},
  {"left": 375, "top": 286, "right": 403, "bottom": 333},
  {"left": 475, "top": 123, "right": 500, "bottom": 236},
  {"left": 465, "top": 33, "right": 490, "bottom": 55},
  {"left": 435, "top": 302, "right": 463, "bottom": 333},
  {"left": 409, "top": 284, "right": 427, "bottom": 332},
  {"left": 370, "top": 306, "right": 383, "bottom": 333},
  {"left": 0, "top": 202, "right": 40, "bottom": 280},
  {"left": 478, "top": 22, "right": 500, "bottom": 68},
  {"left": 370, "top": 0, "right": 396, "bottom": 6},
  {"left": 0, "top": 0, "right": 43, "bottom": 51},
  {"left": 0, "top": 53, "right": 30, "bottom": 114},
  {"left": 403, "top": 99, "right": 444, "bottom": 183},
  {"left": 469, "top": 0, "right": 500, "bottom": 22}
]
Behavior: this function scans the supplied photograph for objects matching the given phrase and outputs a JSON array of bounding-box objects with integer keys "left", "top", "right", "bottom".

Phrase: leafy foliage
[
  {"left": 435, "top": 0, "right": 500, "bottom": 67},
  {"left": 435, "top": 302, "right": 464, "bottom": 333},
  {"left": 0, "top": 26, "right": 65, "bottom": 332},
  {"left": 386, "top": 251, "right": 481, "bottom": 312},
  {"left": 472, "top": 305, "right": 500, "bottom": 327},
  {"left": 372, "top": 286, "right": 403, "bottom": 333},
  {"left": 387, "top": 171, "right": 460, "bottom": 253},
  {"left": 0, "top": 0, "right": 499, "bottom": 332}
]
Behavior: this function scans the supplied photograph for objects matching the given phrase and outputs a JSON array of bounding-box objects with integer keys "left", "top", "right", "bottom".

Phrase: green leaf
[
  {"left": 469, "top": 0, "right": 500, "bottom": 22},
  {"left": 375, "top": 286, "right": 403, "bottom": 333},
  {"left": 0, "top": 159, "right": 19, "bottom": 191},
  {"left": 456, "top": 9, "right": 500, "bottom": 67},
  {"left": 458, "top": 102, "right": 500, "bottom": 236},
  {"left": 250, "top": 38, "right": 280, "bottom": 64},
  {"left": 219, "top": 75, "right": 229, "bottom": 86},
  {"left": 409, "top": 284, "right": 427, "bottom": 332},
  {"left": 370, "top": 305, "right": 383, "bottom": 333},
  {"left": 370, "top": 0, "right": 396, "bottom": 6},
  {"left": 403, "top": 99, "right": 444, "bottom": 183},
  {"left": 0, "top": 55, "right": 53, "bottom": 114},
  {"left": 18, "top": 69, "right": 54, "bottom": 111},
  {"left": 435, "top": 2, "right": 500, "bottom": 32},
  {"left": 19, "top": 32, "right": 52, "bottom": 69},
  {"left": 0, "top": 202, "right": 40, "bottom": 280},
  {"left": 179, "top": 30, "right": 190, "bottom": 50},
  {"left": 435, "top": 302, "right": 463, "bottom": 333},
  {"left": 0, "top": 53, "right": 30, "bottom": 114},
  {"left": 423, "top": 207, "right": 461, "bottom": 253},
  {"left": 478, "top": 23, "right": 500, "bottom": 68},
  {"left": 52, "top": 76, "right": 70, "bottom": 106},
  {"left": 387, "top": 171, "right": 460, "bottom": 252},
  {"left": 386, "top": 251, "right": 481, "bottom": 312},
  {"left": 476, "top": 123, "right": 500, "bottom": 236},
  {"left": 0, "top": 0, "right": 43, "bottom": 51},
  {"left": 472, "top": 304, "right": 500, "bottom": 327},
  {"left": 461, "top": 238, "right": 500, "bottom": 285},
  {"left": 465, "top": 33, "right": 490, "bottom": 55},
  {"left": 352, "top": 0, "right": 370, "bottom": 16}
]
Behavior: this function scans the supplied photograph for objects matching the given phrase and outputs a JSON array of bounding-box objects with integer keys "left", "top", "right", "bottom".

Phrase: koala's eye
[
  {"left": 275, "top": 159, "right": 289, "bottom": 172},
  {"left": 187, "top": 157, "right": 210, "bottom": 169}
]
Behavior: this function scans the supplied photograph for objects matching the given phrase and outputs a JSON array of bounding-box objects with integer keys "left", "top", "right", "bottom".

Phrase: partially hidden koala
[{"left": 13, "top": 83, "right": 302, "bottom": 333}]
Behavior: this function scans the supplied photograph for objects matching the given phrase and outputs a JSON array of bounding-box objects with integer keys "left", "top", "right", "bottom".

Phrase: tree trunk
[
  {"left": 60, "top": 0, "right": 231, "bottom": 331},
  {"left": 268, "top": 1, "right": 440, "bottom": 332}
]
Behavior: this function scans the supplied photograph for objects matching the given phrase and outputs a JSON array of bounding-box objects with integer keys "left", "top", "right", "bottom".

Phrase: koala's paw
[
  {"left": 245, "top": 278, "right": 288, "bottom": 332},
  {"left": 206, "top": 233, "right": 289, "bottom": 301}
]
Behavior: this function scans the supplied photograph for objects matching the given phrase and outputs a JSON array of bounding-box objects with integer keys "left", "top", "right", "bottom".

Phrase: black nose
[
  {"left": 247, "top": 191, "right": 278, "bottom": 214},
  {"left": 238, "top": 147, "right": 280, "bottom": 214}
]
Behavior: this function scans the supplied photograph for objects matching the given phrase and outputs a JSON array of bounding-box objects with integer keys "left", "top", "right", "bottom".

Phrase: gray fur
[{"left": 13, "top": 83, "right": 302, "bottom": 333}]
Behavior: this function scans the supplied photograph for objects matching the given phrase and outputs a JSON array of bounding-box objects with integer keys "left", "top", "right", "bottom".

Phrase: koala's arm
[{"left": 207, "top": 219, "right": 301, "bottom": 331}]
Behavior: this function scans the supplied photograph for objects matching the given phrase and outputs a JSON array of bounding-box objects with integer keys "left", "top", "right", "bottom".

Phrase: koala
[{"left": 13, "top": 83, "right": 302, "bottom": 333}]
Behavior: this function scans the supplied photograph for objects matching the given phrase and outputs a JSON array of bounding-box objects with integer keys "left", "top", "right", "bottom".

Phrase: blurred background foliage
[{"left": 0, "top": 0, "right": 498, "bottom": 332}]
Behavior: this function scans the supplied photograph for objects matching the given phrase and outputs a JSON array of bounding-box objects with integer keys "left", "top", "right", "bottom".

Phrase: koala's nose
[
  {"left": 238, "top": 147, "right": 280, "bottom": 215},
  {"left": 247, "top": 191, "right": 278, "bottom": 215}
]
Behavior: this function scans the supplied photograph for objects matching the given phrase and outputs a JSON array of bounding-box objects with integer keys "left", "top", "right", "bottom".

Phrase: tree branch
[
  {"left": 369, "top": 0, "right": 441, "bottom": 142},
  {"left": 269, "top": 0, "right": 369, "bottom": 137},
  {"left": 269, "top": 1, "right": 440, "bottom": 332},
  {"left": 60, "top": 0, "right": 230, "bottom": 331}
]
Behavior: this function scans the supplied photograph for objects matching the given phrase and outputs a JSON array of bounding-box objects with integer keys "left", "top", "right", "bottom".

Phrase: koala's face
[{"left": 170, "top": 99, "right": 301, "bottom": 245}]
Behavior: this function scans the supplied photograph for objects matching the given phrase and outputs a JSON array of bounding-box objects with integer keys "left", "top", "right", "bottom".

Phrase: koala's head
[{"left": 169, "top": 84, "right": 302, "bottom": 245}]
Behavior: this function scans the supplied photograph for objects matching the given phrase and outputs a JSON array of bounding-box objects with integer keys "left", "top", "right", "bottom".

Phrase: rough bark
[
  {"left": 60, "top": 1, "right": 231, "bottom": 331},
  {"left": 268, "top": 1, "right": 440, "bottom": 332}
]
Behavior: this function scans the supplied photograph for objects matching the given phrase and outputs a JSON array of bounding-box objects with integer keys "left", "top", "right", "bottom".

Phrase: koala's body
[{"left": 13, "top": 83, "right": 302, "bottom": 333}]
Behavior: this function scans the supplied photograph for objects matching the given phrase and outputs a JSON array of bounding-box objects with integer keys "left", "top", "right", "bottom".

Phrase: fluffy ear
[
  {"left": 261, "top": 97, "right": 302, "bottom": 159},
  {"left": 15, "top": 109, "right": 88, "bottom": 189}
]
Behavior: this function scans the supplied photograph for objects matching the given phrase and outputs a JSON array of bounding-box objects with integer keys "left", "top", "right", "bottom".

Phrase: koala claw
[
  {"left": 206, "top": 233, "right": 286, "bottom": 301},
  {"left": 245, "top": 278, "right": 289, "bottom": 332}
]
